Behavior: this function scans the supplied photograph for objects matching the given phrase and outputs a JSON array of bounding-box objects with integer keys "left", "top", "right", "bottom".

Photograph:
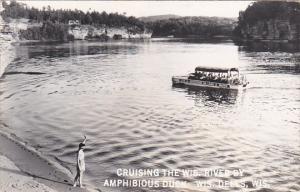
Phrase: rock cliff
[
  {"left": 234, "top": 2, "right": 300, "bottom": 42},
  {"left": 0, "top": 16, "right": 15, "bottom": 77},
  {"left": 239, "top": 19, "right": 300, "bottom": 42},
  {"left": 69, "top": 25, "right": 151, "bottom": 40}
]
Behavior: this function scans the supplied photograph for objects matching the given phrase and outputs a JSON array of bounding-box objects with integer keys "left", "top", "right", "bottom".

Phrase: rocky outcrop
[
  {"left": 239, "top": 19, "right": 300, "bottom": 42},
  {"left": 0, "top": 16, "right": 15, "bottom": 77},
  {"left": 234, "top": 2, "right": 300, "bottom": 42},
  {"left": 68, "top": 25, "right": 151, "bottom": 40}
]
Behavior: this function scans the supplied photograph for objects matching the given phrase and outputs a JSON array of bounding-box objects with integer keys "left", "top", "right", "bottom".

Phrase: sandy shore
[
  {"left": 0, "top": 132, "right": 99, "bottom": 192},
  {"left": 0, "top": 154, "right": 57, "bottom": 192}
]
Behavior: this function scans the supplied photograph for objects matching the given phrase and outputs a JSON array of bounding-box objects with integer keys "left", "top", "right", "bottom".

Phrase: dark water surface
[{"left": 0, "top": 39, "right": 299, "bottom": 192}]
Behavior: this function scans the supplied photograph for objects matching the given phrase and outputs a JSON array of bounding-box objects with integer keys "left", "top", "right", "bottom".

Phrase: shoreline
[
  {"left": 0, "top": 130, "right": 100, "bottom": 192},
  {"left": 0, "top": 154, "right": 57, "bottom": 192}
]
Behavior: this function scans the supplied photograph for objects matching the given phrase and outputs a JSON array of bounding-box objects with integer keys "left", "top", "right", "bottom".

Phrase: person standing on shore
[{"left": 73, "top": 135, "right": 87, "bottom": 188}]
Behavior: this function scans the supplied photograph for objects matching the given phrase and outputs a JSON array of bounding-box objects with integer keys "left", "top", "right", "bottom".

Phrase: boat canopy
[{"left": 195, "top": 66, "right": 239, "bottom": 73}]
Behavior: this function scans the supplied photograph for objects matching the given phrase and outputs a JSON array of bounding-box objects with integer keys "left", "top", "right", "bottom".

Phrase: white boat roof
[{"left": 195, "top": 66, "right": 239, "bottom": 72}]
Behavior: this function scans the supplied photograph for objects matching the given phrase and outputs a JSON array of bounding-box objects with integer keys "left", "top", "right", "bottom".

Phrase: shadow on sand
[{"left": 0, "top": 166, "right": 72, "bottom": 186}]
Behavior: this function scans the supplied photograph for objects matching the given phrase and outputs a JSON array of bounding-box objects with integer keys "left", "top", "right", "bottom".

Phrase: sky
[{"left": 19, "top": 1, "right": 253, "bottom": 18}]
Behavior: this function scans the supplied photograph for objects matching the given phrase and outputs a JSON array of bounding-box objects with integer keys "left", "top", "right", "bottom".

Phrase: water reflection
[
  {"left": 152, "top": 37, "right": 232, "bottom": 44},
  {"left": 18, "top": 41, "right": 140, "bottom": 59},
  {"left": 236, "top": 41, "right": 300, "bottom": 74},
  {"left": 235, "top": 40, "right": 300, "bottom": 53},
  {"left": 250, "top": 63, "right": 300, "bottom": 74},
  {"left": 172, "top": 85, "right": 238, "bottom": 105}
]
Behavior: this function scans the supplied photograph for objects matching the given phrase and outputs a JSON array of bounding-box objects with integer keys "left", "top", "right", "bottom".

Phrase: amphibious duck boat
[{"left": 172, "top": 66, "right": 249, "bottom": 90}]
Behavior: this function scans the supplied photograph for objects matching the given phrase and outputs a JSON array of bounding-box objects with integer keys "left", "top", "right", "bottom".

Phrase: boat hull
[{"left": 172, "top": 76, "right": 247, "bottom": 90}]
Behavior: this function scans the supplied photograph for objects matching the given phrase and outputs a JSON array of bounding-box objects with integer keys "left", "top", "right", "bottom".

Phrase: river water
[{"left": 0, "top": 39, "right": 299, "bottom": 192}]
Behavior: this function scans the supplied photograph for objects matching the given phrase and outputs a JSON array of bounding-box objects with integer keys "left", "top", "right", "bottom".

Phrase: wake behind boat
[{"left": 172, "top": 66, "right": 249, "bottom": 90}]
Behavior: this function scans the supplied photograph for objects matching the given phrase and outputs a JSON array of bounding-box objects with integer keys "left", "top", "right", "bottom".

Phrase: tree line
[
  {"left": 18, "top": 21, "right": 72, "bottom": 41},
  {"left": 145, "top": 17, "right": 236, "bottom": 38},
  {"left": 6, "top": 1, "right": 296, "bottom": 41},
  {"left": 1, "top": 0, "right": 144, "bottom": 31},
  {"left": 1, "top": 1, "right": 238, "bottom": 39}
]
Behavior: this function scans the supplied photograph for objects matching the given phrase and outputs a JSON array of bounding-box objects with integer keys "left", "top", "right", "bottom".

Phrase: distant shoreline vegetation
[
  {"left": 1, "top": 1, "right": 299, "bottom": 42},
  {"left": 1, "top": 0, "right": 237, "bottom": 41},
  {"left": 1, "top": 0, "right": 145, "bottom": 41},
  {"left": 1, "top": 1, "right": 144, "bottom": 29},
  {"left": 145, "top": 17, "right": 236, "bottom": 38}
]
